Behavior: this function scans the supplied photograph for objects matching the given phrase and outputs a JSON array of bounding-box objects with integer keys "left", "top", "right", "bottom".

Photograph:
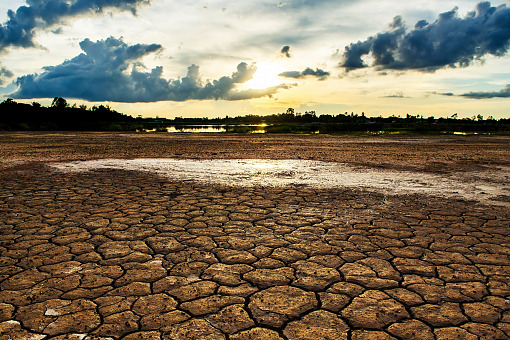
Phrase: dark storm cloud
[
  {"left": 281, "top": 45, "right": 291, "bottom": 58},
  {"left": 0, "top": 0, "right": 150, "bottom": 51},
  {"left": 339, "top": 2, "right": 510, "bottom": 72},
  {"left": 11, "top": 37, "right": 290, "bottom": 102},
  {"left": 279, "top": 67, "right": 330, "bottom": 80},
  {"left": 0, "top": 65, "right": 13, "bottom": 85}
]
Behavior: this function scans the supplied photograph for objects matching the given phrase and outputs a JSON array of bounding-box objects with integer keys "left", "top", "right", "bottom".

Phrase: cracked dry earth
[{"left": 1, "top": 133, "right": 510, "bottom": 340}]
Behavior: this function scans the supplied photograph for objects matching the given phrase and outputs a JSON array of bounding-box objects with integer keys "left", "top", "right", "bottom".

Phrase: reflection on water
[
  {"left": 139, "top": 125, "right": 268, "bottom": 133},
  {"left": 51, "top": 158, "right": 510, "bottom": 207},
  {"left": 167, "top": 126, "right": 227, "bottom": 133},
  {"left": 453, "top": 132, "right": 479, "bottom": 135}
]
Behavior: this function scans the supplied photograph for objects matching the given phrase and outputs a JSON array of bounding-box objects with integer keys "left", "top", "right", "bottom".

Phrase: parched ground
[{"left": 0, "top": 132, "right": 509, "bottom": 339}]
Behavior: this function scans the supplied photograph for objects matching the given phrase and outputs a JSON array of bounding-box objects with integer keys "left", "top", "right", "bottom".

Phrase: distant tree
[
  {"left": 51, "top": 97, "right": 68, "bottom": 109},
  {"left": 286, "top": 108, "right": 295, "bottom": 115},
  {"left": 451, "top": 113, "right": 458, "bottom": 119},
  {"left": 1, "top": 98, "right": 14, "bottom": 105},
  {"left": 79, "top": 104, "right": 87, "bottom": 110},
  {"left": 92, "top": 104, "right": 112, "bottom": 112},
  {"left": 32, "top": 101, "right": 41, "bottom": 108}
]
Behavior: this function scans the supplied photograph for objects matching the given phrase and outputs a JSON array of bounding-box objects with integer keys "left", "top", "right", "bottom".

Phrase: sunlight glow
[{"left": 243, "top": 62, "right": 282, "bottom": 89}]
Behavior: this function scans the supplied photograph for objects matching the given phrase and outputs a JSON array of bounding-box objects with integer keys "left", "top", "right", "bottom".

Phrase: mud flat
[{"left": 1, "top": 132, "right": 510, "bottom": 339}]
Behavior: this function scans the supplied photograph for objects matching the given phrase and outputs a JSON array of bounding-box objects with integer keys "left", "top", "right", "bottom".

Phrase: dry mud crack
[{"left": 1, "top": 133, "right": 510, "bottom": 339}]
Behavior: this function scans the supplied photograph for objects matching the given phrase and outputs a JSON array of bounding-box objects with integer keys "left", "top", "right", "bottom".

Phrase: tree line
[
  {"left": 0, "top": 97, "right": 134, "bottom": 130},
  {"left": 1, "top": 98, "right": 509, "bottom": 134}
]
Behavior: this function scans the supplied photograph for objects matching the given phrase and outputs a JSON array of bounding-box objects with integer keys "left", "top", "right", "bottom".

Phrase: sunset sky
[{"left": 1, "top": 0, "right": 509, "bottom": 118}]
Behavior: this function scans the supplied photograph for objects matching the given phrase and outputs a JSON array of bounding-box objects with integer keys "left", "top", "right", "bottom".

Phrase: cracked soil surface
[{"left": 1, "top": 132, "right": 509, "bottom": 339}]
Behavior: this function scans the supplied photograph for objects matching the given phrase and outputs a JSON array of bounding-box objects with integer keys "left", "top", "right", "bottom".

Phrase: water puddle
[
  {"left": 51, "top": 159, "right": 510, "bottom": 206},
  {"left": 140, "top": 125, "right": 268, "bottom": 133}
]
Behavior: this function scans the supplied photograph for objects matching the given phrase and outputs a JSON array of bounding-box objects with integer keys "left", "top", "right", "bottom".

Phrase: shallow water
[
  {"left": 51, "top": 158, "right": 510, "bottom": 206},
  {"left": 140, "top": 125, "right": 268, "bottom": 133}
]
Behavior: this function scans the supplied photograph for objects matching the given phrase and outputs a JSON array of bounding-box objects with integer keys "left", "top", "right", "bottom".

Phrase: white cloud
[{"left": 12, "top": 37, "right": 292, "bottom": 102}]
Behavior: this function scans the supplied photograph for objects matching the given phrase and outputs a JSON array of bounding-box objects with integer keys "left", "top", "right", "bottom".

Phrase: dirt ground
[
  {"left": 1, "top": 132, "right": 509, "bottom": 339},
  {"left": 1, "top": 132, "right": 509, "bottom": 172}
]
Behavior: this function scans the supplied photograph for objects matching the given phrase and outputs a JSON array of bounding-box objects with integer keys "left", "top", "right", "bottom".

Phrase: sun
[{"left": 243, "top": 62, "right": 282, "bottom": 90}]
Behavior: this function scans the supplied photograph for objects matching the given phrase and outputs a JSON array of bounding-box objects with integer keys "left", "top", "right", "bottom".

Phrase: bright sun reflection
[{"left": 243, "top": 62, "right": 282, "bottom": 89}]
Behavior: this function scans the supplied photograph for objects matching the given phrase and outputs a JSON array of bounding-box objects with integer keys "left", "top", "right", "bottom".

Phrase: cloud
[
  {"left": 382, "top": 92, "right": 410, "bottom": 98},
  {"left": 460, "top": 84, "right": 510, "bottom": 99},
  {"left": 435, "top": 84, "right": 510, "bottom": 98},
  {"left": 455, "top": 84, "right": 510, "bottom": 99},
  {"left": 0, "top": 0, "right": 150, "bottom": 51},
  {"left": 279, "top": 67, "right": 330, "bottom": 80},
  {"left": 281, "top": 45, "right": 291, "bottom": 58},
  {"left": 339, "top": 2, "right": 510, "bottom": 72},
  {"left": 0, "top": 65, "right": 13, "bottom": 85},
  {"left": 11, "top": 37, "right": 291, "bottom": 102}
]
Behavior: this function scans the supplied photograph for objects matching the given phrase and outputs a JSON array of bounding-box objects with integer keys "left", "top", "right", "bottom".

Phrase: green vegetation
[
  {"left": 1, "top": 98, "right": 509, "bottom": 134},
  {"left": 0, "top": 97, "right": 138, "bottom": 131}
]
